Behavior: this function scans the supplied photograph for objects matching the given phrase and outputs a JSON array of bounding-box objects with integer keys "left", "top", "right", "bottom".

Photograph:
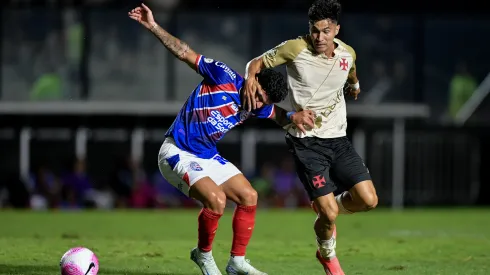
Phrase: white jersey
[{"left": 262, "top": 36, "right": 356, "bottom": 139}]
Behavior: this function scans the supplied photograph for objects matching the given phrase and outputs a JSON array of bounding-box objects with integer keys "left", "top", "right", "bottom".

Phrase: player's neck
[{"left": 323, "top": 43, "right": 337, "bottom": 58}]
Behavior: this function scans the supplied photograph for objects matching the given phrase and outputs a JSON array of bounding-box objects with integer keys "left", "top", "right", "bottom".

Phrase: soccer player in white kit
[{"left": 242, "top": 0, "right": 379, "bottom": 274}]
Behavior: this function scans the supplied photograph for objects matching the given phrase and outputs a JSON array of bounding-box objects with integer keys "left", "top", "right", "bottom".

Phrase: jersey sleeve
[
  {"left": 261, "top": 37, "right": 307, "bottom": 68},
  {"left": 251, "top": 104, "right": 275, "bottom": 119},
  {"left": 194, "top": 54, "right": 239, "bottom": 84},
  {"left": 348, "top": 47, "right": 357, "bottom": 76}
]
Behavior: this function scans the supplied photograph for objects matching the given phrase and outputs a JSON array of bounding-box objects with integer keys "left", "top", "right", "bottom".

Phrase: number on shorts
[{"left": 213, "top": 155, "right": 229, "bottom": 165}]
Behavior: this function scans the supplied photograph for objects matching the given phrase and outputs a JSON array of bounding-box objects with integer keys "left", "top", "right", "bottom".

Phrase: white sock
[
  {"left": 231, "top": 255, "right": 245, "bottom": 263},
  {"left": 335, "top": 191, "right": 353, "bottom": 214},
  {"left": 317, "top": 236, "right": 337, "bottom": 259}
]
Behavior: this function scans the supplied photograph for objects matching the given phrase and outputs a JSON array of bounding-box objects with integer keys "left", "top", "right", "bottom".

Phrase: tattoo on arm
[{"left": 150, "top": 24, "right": 190, "bottom": 60}]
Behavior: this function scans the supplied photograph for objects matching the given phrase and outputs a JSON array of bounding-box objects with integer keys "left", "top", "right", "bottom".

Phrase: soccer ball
[{"left": 60, "top": 247, "right": 99, "bottom": 275}]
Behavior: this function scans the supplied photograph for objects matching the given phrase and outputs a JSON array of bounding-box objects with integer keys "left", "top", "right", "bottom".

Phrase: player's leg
[
  {"left": 286, "top": 134, "right": 344, "bottom": 275},
  {"left": 330, "top": 137, "right": 378, "bottom": 214},
  {"left": 158, "top": 140, "right": 225, "bottom": 275},
  {"left": 302, "top": 178, "right": 344, "bottom": 275},
  {"left": 206, "top": 156, "right": 266, "bottom": 275},
  {"left": 221, "top": 174, "right": 267, "bottom": 275},
  {"left": 188, "top": 178, "right": 226, "bottom": 275},
  {"left": 220, "top": 174, "right": 258, "bottom": 258},
  {"left": 190, "top": 177, "right": 227, "bottom": 249}
]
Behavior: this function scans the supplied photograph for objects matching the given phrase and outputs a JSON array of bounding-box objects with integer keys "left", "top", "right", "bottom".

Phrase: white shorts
[{"left": 158, "top": 137, "right": 242, "bottom": 197}]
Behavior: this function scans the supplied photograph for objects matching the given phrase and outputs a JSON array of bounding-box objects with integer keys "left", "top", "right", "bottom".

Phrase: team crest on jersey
[
  {"left": 189, "top": 161, "right": 203, "bottom": 171},
  {"left": 339, "top": 58, "right": 349, "bottom": 71},
  {"left": 265, "top": 48, "right": 278, "bottom": 58},
  {"left": 204, "top": 58, "right": 214, "bottom": 63},
  {"left": 239, "top": 110, "right": 252, "bottom": 121}
]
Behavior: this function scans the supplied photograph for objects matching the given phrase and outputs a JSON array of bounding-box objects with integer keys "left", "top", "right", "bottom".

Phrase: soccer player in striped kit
[{"left": 129, "top": 4, "right": 314, "bottom": 275}]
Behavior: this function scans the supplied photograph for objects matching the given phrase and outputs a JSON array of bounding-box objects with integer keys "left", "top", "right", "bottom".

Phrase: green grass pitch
[{"left": 0, "top": 208, "right": 489, "bottom": 274}]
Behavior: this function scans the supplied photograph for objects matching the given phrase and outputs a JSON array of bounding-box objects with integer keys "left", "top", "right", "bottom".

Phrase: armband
[{"left": 286, "top": 111, "right": 296, "bottom": 122}]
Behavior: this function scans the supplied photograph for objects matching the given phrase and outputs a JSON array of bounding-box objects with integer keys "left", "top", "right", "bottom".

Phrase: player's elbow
[
  {"left": 183, "top": 50, "right": 199, "bottom": 70},
  {"left": 246, "top": 58, "right": 264, "bottom": 79},
  {"left": 348, "top": 71, "right": 358, "bottom": 83}
]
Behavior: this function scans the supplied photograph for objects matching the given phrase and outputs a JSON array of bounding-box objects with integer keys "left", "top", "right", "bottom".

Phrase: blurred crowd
[
  {"left": 2, "top": 6, "right": 488, "bottom": 120},
  {"left": 0, "top": 156, "right": 310, "bottom": 210}
]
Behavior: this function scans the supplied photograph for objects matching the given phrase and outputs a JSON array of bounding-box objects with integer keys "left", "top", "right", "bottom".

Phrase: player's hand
[
  {"left": 349, "top": 87, "right": 361, "bottom": 100},
  {"left": 128, "top": 3, "right": 156, "bottom": 30},
  {"left": 243, "top": 77, "right": 260, "bottom": 112},
  {"left": 291, "top": 110, "right": 316, "bottom": 134},
  {"left": 344, "top": 83, "right": 360, "bottom": 100}
]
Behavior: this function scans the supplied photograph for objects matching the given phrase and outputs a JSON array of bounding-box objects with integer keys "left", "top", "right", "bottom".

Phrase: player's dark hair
[
  {"left": 308, "top": 0, "right": 341, "bottom": 24},
  {"left": 256, "top": 69, "right": 288, "bottom": 103}
]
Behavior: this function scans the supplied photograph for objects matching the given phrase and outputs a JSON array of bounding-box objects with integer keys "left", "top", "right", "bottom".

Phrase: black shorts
[{"left": 285, "top": 133, "right": 371, "bottom": 200}]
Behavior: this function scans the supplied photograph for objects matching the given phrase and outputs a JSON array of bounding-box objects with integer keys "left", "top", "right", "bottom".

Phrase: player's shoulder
[
  {"left": 288, "top": 36, "right": 310, "bottom": 48},
  {"left": 274, "top": 36, "right": 308, "bottom": 54},
  {"left": 334, "top": 38, "right": 356, "bottom": 60},
  {"left": 200, "top": 55, "right": 242, "bottom": 83}
]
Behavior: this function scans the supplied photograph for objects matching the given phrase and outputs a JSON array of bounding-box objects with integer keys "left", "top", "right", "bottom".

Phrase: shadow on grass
[{"left": 0, "top": 264, "right": 192, "bottom": 275}]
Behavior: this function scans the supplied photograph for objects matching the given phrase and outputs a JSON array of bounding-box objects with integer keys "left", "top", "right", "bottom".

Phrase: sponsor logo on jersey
[
  {"left": 207, "top": 110, "right": 235, "bottom": 134},
  {"left": 215, "top": 61, "right": 236, "bottom": 80}
]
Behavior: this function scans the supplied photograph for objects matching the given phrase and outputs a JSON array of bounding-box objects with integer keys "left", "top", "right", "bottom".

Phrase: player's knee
[
  {"left": 355, "top": 190, "right": 378, "bottom": 211},
  {"left": 363, "top": 192, "right": 378, "bottom": 210},
  {"left": 351, "top": 181, "right": 378, "bottom": 211},
  {"left": 204, "top": 191, "right": 227, "bottom": 214},
  {"left": 237, "top": 188, "right": 258, "bottom": 206}
]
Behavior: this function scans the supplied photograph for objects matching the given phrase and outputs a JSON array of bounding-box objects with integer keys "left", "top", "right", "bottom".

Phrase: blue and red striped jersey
[{"left": 166, "top": 55, "right": 275, "bottom": 159}]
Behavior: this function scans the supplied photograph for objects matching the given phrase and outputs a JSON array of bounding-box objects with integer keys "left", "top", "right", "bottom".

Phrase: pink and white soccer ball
[{"left": 60, "top": 247, "right": 99, "bottom": 275}]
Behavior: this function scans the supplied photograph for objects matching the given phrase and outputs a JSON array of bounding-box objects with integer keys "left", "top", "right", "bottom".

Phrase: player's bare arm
[
  {"left": 271, "top": 105, "right": 315, "bottom": 134},
  {"left": 244, "top": 38, "right": 306, "bottom": 111},
  {"left": 243, "top": 58, "right": 266, "bottom": 112},
  {"left": 128, "top": 4, "right": 198, "bottom": 69},
  {"left": 344, "top": 48, "right": 360, "bottom": 100}
]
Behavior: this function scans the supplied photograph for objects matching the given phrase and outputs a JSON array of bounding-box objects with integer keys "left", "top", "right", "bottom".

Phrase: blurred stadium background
[
  {"left": 1, "top": 0, "right": 489, "bottom": 211},
  {"left": 1, "top": 0, "right": 490, "bottom": 274}
]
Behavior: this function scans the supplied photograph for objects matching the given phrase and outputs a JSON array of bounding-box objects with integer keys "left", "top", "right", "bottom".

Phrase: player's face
[
  {"left": 309, "top": 19, "right": 340, "bottom": 54},
  {"left": 255, "top": 88, "right": 271, "bottom": 108}
]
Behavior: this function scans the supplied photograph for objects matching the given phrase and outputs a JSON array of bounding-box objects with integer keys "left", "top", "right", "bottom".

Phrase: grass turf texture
[{"left": 0, "top": 208, "right": 489, "bottom": 275}]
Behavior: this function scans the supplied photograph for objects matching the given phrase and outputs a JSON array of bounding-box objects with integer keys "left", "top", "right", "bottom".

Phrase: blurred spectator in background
[
  {"left": 61, "top": 158, "right": 94, "bottom": 209},
  {"left": 251, "top": 162, "right": 274, "bottom": 207},
  {"left": 110, "top": 157, "right": 134, "bottom": 207},
  {"left": 29, "top": 67, "right": 63, "bottom": 101},
  {"left": 152, "top": 171, "right": 192, "bottom": 208},
  {"left": 29, "top": 164, "right": 61, "bottom": 209},
  {"left": 91, "top": 181, "right": 115, "bottom": 210},
  {"left": 448, "top": 60, "right": 477, "bottom": 119},
  {"left": 272, "top": 157, "right": 307, "bottom": 208},
  {"left": 130, "top": 160, "right": 156, "bottom": 208}
]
